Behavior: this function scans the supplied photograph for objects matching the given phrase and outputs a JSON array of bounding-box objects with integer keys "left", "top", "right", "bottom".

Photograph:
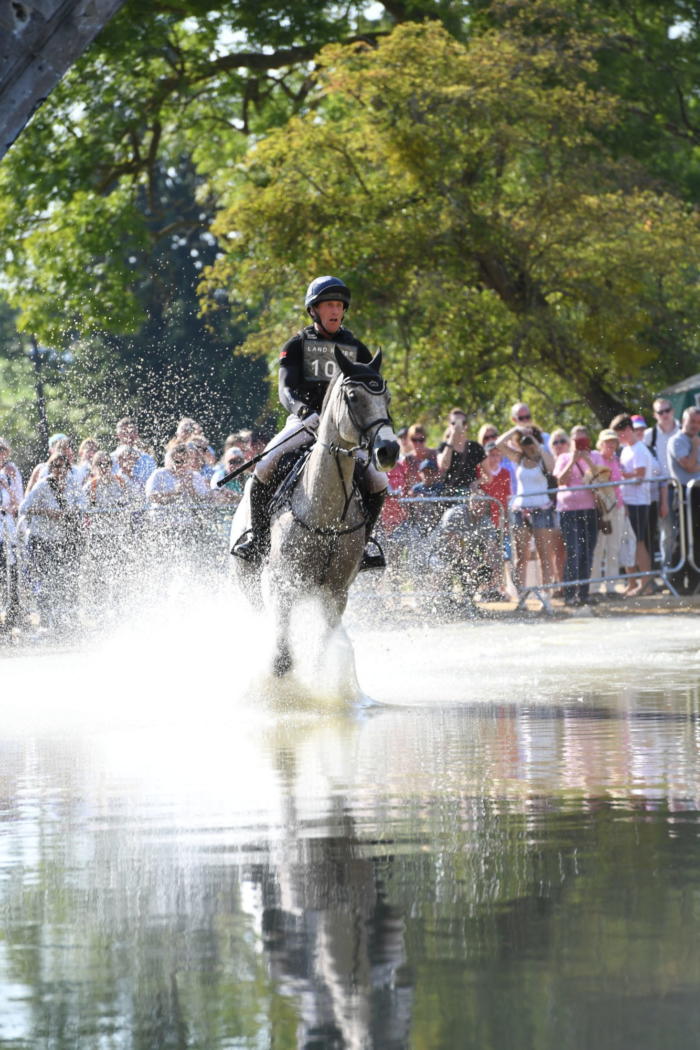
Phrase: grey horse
[{"left": 230, "top": 346, "right": 399, "bottom": 677}]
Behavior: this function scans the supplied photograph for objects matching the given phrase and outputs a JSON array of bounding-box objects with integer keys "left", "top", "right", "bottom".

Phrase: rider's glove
[{"left": 299, "top": 409, "right": 320, "bottom": 430}]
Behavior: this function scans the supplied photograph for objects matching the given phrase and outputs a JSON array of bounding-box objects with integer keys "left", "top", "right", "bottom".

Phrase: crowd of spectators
[
  {"left": 0, "top": 417, "right": 267, "bottom": 638},
  {"left": 379, "top": 398, "right": 700, "bottom": 608},
  {"left": 1, "top": 395, "right": 699, "bottom": 638}
]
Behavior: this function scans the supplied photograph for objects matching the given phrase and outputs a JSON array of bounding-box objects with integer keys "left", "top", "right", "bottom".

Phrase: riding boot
[
  {"left": 231, "top": 476, "right": 272, "bottom": 564},
  {"left": 359, "top": 489, "right": 387, "bottom": 572}
]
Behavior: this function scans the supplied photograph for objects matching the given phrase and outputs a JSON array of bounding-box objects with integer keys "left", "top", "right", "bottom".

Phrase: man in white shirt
[
  {"left": 611, "top": 413, "right": 656, "bottom": 595},
  {"left": 644, "top": 397, "right": 680, "bottom": 566}
]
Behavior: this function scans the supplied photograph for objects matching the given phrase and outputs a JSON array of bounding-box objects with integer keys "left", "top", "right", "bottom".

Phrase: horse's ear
[
  {"left": 370, "top": 348, "right": 382, "bottom": 373},
  {"left": 334, "top": 344, "right": 356, "bottom": 377}
]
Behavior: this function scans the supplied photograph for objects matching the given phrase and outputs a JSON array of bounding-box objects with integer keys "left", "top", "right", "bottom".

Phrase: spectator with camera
[
  {"left": 437, "top": 408, "right": 485, "bottom": 495},
  {"left": 110, "top": 417, "right": 156, "bottom": 484},
  {"left": 19, "top": 452, "right": 86, "bottom": 633},
  {"left": 495, "top": 424, "right": 557, "bottom": 593},
  {"left": 553, "top": 425, "right": 598, "bottom": 606},
  {"left": 403, "top": 424, "right": 437, "bottom": 490}
]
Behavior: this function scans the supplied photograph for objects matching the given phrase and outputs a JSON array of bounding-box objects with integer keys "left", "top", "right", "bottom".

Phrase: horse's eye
[{"left": 347, "top": 389, "right": 357, "bottom": 401}]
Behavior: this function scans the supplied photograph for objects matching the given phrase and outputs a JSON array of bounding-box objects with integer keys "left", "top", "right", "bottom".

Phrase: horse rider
[{"left": 232, "top": 275, "right": 388, "bottom": 570}]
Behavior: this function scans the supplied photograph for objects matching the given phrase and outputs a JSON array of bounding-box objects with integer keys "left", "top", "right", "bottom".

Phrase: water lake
[{"left": 0, "top": 597, "right": 698, "bottom": 1048}]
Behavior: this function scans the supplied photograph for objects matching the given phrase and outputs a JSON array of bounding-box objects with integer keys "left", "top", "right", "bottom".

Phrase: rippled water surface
[{"left": 1, "top": 594, "right": 699, "bottom": 1049}]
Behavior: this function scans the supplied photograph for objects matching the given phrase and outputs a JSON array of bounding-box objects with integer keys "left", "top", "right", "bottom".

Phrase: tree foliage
[
  {"left": 203, "top": 15, "right": 700, "bottom": 422},
  {"left": 3, "top": 1, "right": 700, "bottom": 433}
]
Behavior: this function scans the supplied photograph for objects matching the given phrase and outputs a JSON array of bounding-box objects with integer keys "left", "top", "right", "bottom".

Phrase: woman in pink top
[{"left": 553, "top": 424, "right": 598, "bottom": 605}]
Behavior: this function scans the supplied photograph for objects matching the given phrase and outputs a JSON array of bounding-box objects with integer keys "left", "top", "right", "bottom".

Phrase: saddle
[{"left": 268, "top": 446, "right": 367, "bottom": 518}]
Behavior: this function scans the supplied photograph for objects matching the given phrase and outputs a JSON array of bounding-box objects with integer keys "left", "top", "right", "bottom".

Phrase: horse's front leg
[
  {"left": 271, "top": 590, "right": 294, "bottom": 678},
  {"left": 272, "top": 632, "right": 293, "bottom": 677}
]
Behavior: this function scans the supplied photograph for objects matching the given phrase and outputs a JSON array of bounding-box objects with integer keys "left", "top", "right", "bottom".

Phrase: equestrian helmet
[{"left": 305, "top": 275, "right": 351, "bottom": 314}]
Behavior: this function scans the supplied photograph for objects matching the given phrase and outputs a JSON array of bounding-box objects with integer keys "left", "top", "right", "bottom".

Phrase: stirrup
[
  {"left": 359, "top": 537, "right": 386, "bottom": 572},
  {"left": 231, "top": 530, "right": 263, "bottom": 564}
]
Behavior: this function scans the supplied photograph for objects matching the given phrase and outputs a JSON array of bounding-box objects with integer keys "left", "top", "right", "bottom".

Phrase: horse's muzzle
[{"left": 373, "top": 438, "right": 400, "bottom": 472}]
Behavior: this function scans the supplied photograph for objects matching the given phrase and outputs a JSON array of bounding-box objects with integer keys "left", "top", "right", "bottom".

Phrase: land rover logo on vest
[{"left": 302, "top": 340, "right": 357, "bottom": 381}]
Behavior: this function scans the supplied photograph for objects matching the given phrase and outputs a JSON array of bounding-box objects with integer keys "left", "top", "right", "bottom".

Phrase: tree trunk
[{"left": 580, "top": 374, "right": 628, "bottom": 426}]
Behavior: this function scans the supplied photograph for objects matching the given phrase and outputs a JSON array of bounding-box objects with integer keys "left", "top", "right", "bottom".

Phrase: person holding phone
[
  {"left": 553, "top": 425, "right": 599, "bottom": 606},
  {"left": 437, "top": 408, "right": 485, "bottom": 495}
]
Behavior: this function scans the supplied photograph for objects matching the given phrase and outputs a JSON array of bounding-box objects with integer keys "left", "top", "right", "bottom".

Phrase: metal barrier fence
[
  {"left": 0, "top": 502, "right": 240, "bottom": 633},
  {"left": 2, "top": 478, "right": 698, "bottom": 631},
  {"left": 382, "top": 474, "right": 697, "bottom": 611},
  {"left": 505, "top": 475, "right": 689, "bottom": 611},
  {"left": 686, "top": 478, "right": 699, "bottom": 575}
]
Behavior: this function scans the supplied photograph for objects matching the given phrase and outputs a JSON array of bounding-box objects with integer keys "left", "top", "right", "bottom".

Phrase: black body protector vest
[{"left": 278, "top": 325, "right": 373, "bottom": 417}]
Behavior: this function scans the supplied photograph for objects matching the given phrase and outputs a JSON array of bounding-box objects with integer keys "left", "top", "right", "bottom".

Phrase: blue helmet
[{"left": 304, "top": 275, "right": 351, "bottom": 314}]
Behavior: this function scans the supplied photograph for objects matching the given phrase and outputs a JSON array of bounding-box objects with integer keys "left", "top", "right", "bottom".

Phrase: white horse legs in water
[{"left": 231, "top": 346, "right": 398, "bottom": 678}]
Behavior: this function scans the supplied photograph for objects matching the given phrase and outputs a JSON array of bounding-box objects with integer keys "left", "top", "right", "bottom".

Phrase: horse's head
[{"left": 332, "top": 346, "right": 399, "bottom": 472}]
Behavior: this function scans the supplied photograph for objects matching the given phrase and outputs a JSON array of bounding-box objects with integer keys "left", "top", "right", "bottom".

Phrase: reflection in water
[{"left": 0, "top": 595, "right": 699, "bottom": 1048}]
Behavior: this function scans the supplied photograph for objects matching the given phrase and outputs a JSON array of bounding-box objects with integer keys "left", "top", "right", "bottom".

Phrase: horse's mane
[
  {"left": 320, "top": 359, "right": 383, "bottom": 416},
  {"left": 320, "top": 370, "right": 343, "bottom": 416}
]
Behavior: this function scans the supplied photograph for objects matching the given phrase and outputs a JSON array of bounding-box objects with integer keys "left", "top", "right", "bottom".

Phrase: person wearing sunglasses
[
  {"left": 211, "top": 447, "right": 246, "bottom": 501},
  {"left": 611, "top": 414, "right": 655, "bottom": 595},
  {"left": 643, "top": 398, "right": 680, "bottom": 570},
  {"left": 404, "top": 424, "right": 437, "bottom": 489},
  {"left": 495, "top": 424, "right": 557, "bottom": 594},
  {"left": 553, "top": 425, "right": 600, "bottom": 606},
  {"left": 437, "top": 408, "right": 485, "bottom": 497},
  {"left": 509, "top": 402, "right": 550, "bottom": 452}
]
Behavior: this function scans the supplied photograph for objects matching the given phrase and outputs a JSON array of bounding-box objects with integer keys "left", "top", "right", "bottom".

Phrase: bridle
[
  {"left": 293, "top": 372, "right": 393, "bottom": 538},
  {"left": 317, "top": 372, "right": 393, "bottom": 464}
]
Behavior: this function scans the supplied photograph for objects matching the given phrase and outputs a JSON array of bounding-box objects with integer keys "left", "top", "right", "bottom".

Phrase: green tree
[
  {"left": 4, "top": 1, "right": 700, "bottom": 429},
  {"left": 0, "top": 0, "right": 402, "bottom": 445},
  {"left": 0, "top": 0, "right": 395, "bottom": 342},
  {"left": 202, "top": 18, "right": 700, "bottom": 424}
]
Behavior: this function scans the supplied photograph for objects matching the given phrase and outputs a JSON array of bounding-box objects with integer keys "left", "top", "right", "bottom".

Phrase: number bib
[{"left": 302, "top": 339, "right": 358, "bottom": 382}]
